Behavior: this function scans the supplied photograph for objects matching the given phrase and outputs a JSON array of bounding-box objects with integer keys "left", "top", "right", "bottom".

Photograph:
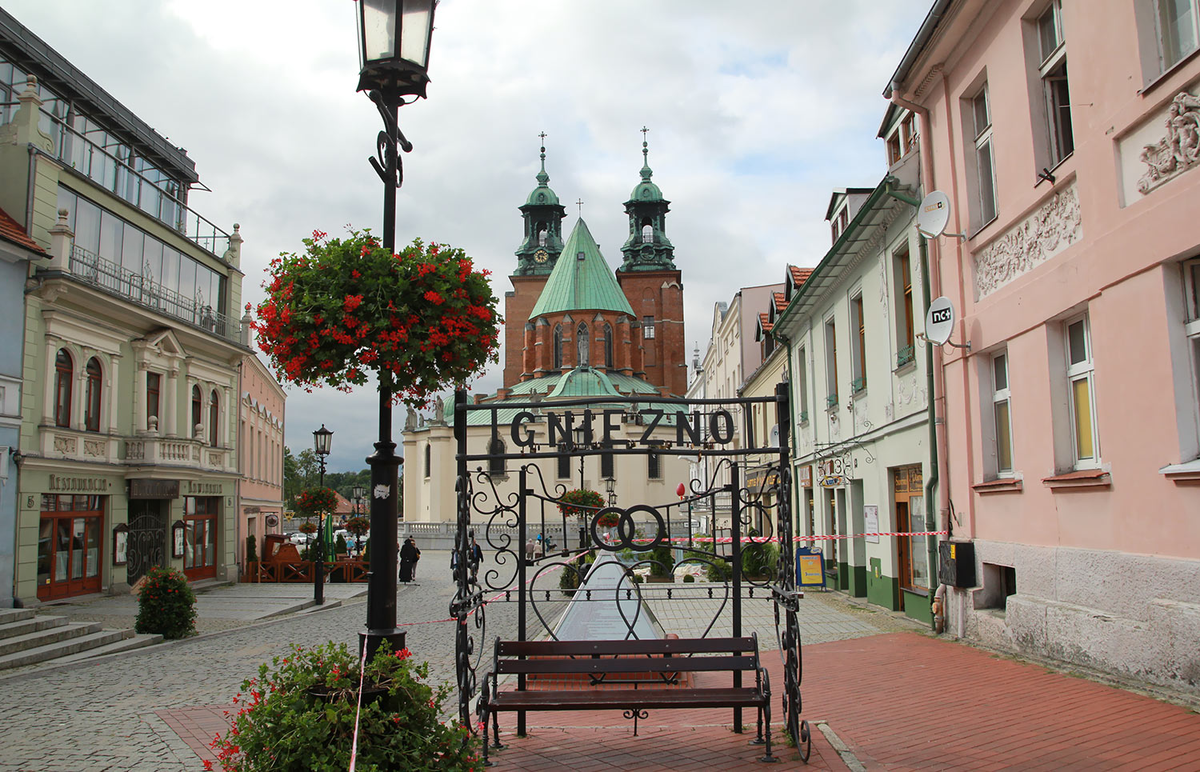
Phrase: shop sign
[
  {"left": 797, "top": 465, "right": 812, "bottom": 487},
  {"left": 48, "top": 475, "right": 109, "bottom": 493},
  {"left": 864, "top": 505, "right": 879, "bottom": 543},
  {"left": 796, "top": 547, "right": 826, "bottom": 588},
  {"left": 129, "top": 479, "right": 180, "bottom": 499},
  {"left": 185, "top": 480, "right": 223, "bottom": 496},
  {"left": 744, "top": 466, "right": 779, "bottom": 491}
]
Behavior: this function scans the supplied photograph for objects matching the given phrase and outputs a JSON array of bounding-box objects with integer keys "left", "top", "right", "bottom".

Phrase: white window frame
[
  {"left": 1158, "top": 0, "right": 1200, "bottom": 72},
  {"left": 642, "top": 316, "right": 656, "bottom": 340},
  {"left": 796, "top": 346, "right": 810, "bottom": 425},
  {"left": 1065, "top": 315, "right": 1100, "bottom": 468},
  {"left": 992, "top": 352, "right": 1014, "bottom": 476},
  {"left": 1184, "top": 259, "right": 1200, "bottom": 447},
  {"left": 1037, "top": 0, "right": 1074, "bottom": 167},
  {"left": 850, "top": 293, "right": 867, "bottom": 393},
  {"left": 824, "top": 318, "right": 839, "bottom": 409},
  {"left": 972, "top": 84, "right": 998, "bottom": 227}
]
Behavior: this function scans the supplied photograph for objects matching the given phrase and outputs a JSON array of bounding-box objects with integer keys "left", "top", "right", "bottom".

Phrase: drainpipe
[{"left": 890, "top": 86, "right": 949, "bottom": 633}]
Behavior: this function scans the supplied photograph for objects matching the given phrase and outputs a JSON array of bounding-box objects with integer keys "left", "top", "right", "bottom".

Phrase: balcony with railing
[
  {"left": 51, "top": 117, "right": 231, "bottom": 259},
  {"left": 124, "top": 434, "right": 235, "bottom": 473},
  {"left": 896, "top": 345, "right": 916, "bottom": 369},
  {"left": 67, "top": 244, "right": 241, "bottom": 344}
]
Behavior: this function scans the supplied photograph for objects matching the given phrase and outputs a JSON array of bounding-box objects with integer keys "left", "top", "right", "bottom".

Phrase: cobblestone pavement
[{"left": 0, "top": 555, "right": 917, "bottom": 771}]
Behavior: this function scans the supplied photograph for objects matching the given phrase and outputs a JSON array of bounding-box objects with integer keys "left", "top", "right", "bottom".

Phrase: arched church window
[
  {"left": 553, "top": 324, "right": 563, "bottom": 370},
  {"left": 577, "top": 323, "right": 589, "bottom": 366},
  {"left": 641, "top": 222, "right": 653, "bottom": 244},
  {"left": 603, "top": 323, "right": 613, "bottom": 369}
]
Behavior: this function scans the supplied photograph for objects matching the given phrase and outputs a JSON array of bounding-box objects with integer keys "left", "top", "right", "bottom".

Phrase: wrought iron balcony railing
[
  {"left": 851, "top": 376, "right": 867, "bottom": 394},
  {"left": 896, "top": 345, "right": 915, "bottom": 368},
  {"left": 67, "top": 245, "right": 240, "bottom": 344},
  {"left": 826, "top": 393, "right": 839, "bottom": 409}
]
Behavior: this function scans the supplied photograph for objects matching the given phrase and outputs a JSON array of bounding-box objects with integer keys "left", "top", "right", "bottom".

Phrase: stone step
[
  {"left": 0, "top": 608, "right": 35, "bottom": 626},
  {"left": 0, "top": 620, "right": 100, "bottom": 658},
  {"left": 51, "top": 632, "right": 161, "bottom": 665},
  {"left": 0, "top": 628, "right": 133, "bottom": 670},
  {"left": 0, "top": 615, "right": 68, "bottom": 641},
  {"left": 296, "top": 599, "right": 340, "bottom": 614}
]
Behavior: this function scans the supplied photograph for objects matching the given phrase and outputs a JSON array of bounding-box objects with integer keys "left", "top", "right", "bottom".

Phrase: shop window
[
  {"left": 54, "top": 348, "right": 73, "bottom": 428},
  {"left": 183, "top": 496, "right": 218, "bottom": 580},
  {"left": 84, "top": 357, "right": 102, "bottom": 432},
  {"left": 37, "top": 494, "right": 103, "bottom": 600},
  {"left": 894, "top": 466, "right": 929, "bottom": 593}
]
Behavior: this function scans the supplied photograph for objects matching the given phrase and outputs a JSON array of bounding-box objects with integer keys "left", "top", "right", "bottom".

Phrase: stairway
[{"left": 0, "top": 608, "right": 161, "bottom": 671}]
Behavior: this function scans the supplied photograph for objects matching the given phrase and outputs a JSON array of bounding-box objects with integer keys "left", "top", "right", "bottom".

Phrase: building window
[
  {"left": 537, "top": 226, "right": 547, "bottom": 247},
  {"left": 192, "top": 385, "right": 203, "bottom": 437},
  {"left": 895, "top": 248, "right": 915, "bottom": 367},
  {"left": 183, "top": 496, "right": 218, "bottom": 581},
  {"left": 648, "top": 451, "right": 661, "bottom": 480},
  {"left": 796, "top": 346, "right": 809, "bottom": 424},
  {"left": 1185, "top": 259, "right": 1200, "bottom": 446},
  {"left": 577, "top": 322, "right": 589, "bottom": 366},
  {"left": 36, "top": 494, "right": 103, "bottom": 600},
  {"left": 850, "top": 294, "right": 867, "bottom": 393},
  {"left": 84, "top": 358, "right": 102, "bottom": 432},
  {"left": 209, "top": 390, "right": 220, "bottom": 447},
  {"left": 886, "top": 131, "right": 903, "bottom": 166},
  {"left": 1157, "top": 0, "right": 1200, "bottom": 72},
  {"left": 643, "top": 316, "right": 656, "bottom": 340},
  {"left": 603, "top": 323, "right": 614, "bottom": 368},
  {"left": 992, "top": 353, "right": 1014, "bottom": 475},
  {"left": 901, "top": 112, "right": 919, "bottom": 154},
  {"left": 557, "top": 444, "right": 570, "bottom": 480},
  {"left": 488, "top": 436, "right": 505, "bottom": 476},
  {"left": 971, "top": 83, "right": 998, "bottom": 227},
  {"left": 54, "top": 349, "right": 73, "bottom": 428},
  {"left": 1037, "top": 0, "right": 1074, "bottom": 167},
  {"left": 824, "top": 318, "right": 838, "bottom": 408},
  {"left": 553, "top": 324, "right": 563, "bottom": 370},
  {"left": 642, "top": 222, "right": 653, "bottom": 243},
  {"left": 146, "top": 372, "right": 161, "bottom": 428},
  {"left": 424, "top": 444, "right": 431, "bottom": 478},
  {"left": 1065, "top": 316, "right": 1099, "bottom": 467}
]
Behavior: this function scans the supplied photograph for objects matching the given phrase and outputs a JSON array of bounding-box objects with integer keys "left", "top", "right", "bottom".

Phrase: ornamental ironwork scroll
[{"left": 449, "top": 384, "right": 810, "bottom": 760}]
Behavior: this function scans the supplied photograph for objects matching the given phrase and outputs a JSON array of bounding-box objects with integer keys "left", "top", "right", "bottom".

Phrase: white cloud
[{"left": 5, "top": 0, "right": 931, "bottom": 471}]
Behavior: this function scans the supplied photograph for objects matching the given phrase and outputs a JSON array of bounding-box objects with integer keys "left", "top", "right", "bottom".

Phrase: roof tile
[{"left": 0, "top": 206, "right": 46, "bottom": 255}]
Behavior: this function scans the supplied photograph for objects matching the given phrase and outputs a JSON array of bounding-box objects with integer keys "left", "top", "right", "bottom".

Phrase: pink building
[
  {"left": 889, "top": 0, "right": 1200, "bottom": 694},
  {"left": 237, "top": 354, "right": 285, "bottom": 574}
]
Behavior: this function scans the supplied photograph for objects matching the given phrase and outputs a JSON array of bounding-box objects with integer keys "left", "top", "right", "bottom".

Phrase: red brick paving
[{"left": 161, "top": 632, "right": 1200, "bottom": 770}]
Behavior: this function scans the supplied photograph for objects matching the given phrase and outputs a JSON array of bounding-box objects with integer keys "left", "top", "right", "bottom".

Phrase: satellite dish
[
  {"left": 925, "top": 296, "right": 956, "bottom": 346},
  {"left": 916, "top": 191, "right": 951, "bottom": 237},
  {"left": 768, "top": 424, "right": 780, "bottom": 448}
]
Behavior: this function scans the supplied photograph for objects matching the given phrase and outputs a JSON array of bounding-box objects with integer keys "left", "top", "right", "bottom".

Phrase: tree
[{"left": 284, "top": 447, "right": 319, "bottom": 509}]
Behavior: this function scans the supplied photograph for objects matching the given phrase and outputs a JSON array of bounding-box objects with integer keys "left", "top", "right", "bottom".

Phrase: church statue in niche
[{"left": 576, "top": 323, "right": 589, "bottom": 366}]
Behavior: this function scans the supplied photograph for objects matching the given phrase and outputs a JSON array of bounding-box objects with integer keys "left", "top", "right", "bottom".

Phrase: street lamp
[
  {"left": 355, "top": 0, "right": 436, "bottom": 663},
  {"left": 604, "top": 473, "right": 617, "bottom": 507},
  {"left": 352, "top": 484, "right": 366, "bottom": 518},
  {"left": 313, "top": 424, "right": 333, "bottom": 606}
]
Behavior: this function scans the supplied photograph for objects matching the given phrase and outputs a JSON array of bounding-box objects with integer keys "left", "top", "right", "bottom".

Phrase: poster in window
[
  {"left": 112, "top": 525, "right": 128, "bottom": 566},
  {"left": 172, "top": 520, "right": 186, "bottom": 558},
  {"left": 863, "top": 505, "right": 879, "bottom": 543}
]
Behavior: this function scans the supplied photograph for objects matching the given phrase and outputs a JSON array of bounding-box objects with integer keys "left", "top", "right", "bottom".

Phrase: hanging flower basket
[
  {"left": 557, "top": 489, "right": 605, "bottom": 518},
  {"left": 294, "top": 487, "right": 338, "bottom": 517},
  {"left": 344, "top": 516, "right": 370, "bottom": 537},
  {"left": 251, "top": 228, "right": 501, "bottom": 408},
  {"left": 298, "top": 521, "right": 318, "bottom": 535}
]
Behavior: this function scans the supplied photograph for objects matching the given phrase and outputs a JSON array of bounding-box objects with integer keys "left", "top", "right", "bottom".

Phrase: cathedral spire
[
  {"left": 620, "top": 127, "right": 676, "bottom": 272},
  {"left": 515, "top": 131, "right": 566, "bottom": 276}
]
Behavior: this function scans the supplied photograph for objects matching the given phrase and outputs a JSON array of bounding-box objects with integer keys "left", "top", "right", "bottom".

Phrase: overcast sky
[{"left": 8, "top": 0, "right": 930, "bottom": 472}]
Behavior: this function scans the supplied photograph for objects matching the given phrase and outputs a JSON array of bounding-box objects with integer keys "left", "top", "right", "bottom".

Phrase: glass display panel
[
  {"left": 71, "top": 518, "right": 85, "bottom": 579},
  {"left": 55, "top": 519, "right": 70, "bottom": 582},
  {"left": 74, "top": 197, "right": 101, "bottom": 255},
  {"left": 99, "top": 211, "right": 124, "bottom": 263},
  {"left": 37, "top": 520, "right": 52, "bottom": 587},
  {"left": 86, "top": 519, "right": 99, "bottom": 578}
]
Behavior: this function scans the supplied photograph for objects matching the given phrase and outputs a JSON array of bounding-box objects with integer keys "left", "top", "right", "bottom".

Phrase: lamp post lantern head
[
  {"left": 355, "top": 0, "right": 436, "bottom": 99},
  {"left": 352, "top": 484, "right": 367, "bottom": 502},
  {"left": 313, "top": 424, "right": 333, "bottom": 457},
  {"left": 603, "top": 475, "right": 616, "bottom": 496}
]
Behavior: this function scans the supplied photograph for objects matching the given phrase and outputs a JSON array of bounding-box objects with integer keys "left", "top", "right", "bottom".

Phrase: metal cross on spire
[{"left": 576, "top": 197, "right": 584, "bottom": 216}]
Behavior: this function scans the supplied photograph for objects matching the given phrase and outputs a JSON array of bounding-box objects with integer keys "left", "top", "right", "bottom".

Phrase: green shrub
[
  {"left": 741, "top": 542, "right": 780, "bottom": 578},
  {"left": 245, "top": 535, "right": 258, "bottom": 564},
  {"left": 362, "top": 537, "right": 370, "bottom": 562},
  {"left": 682, "top": 573, "right": 696, "bottom": 583},
  {"left": 560, "top": 553, "right": 589, "bottom": 596},
  {"left": 209, "top": 640, "right": 478, "bottom": 771},
  {"left": 649, "top": 545, "right": 675, "bottom": 577},
  {"left": 335, "top": 533, "right": 348, "bottom": 556},
  {"left": 684, "top": 544, "right": 730, "bottom": 582},
  {"left": 135, "top": 565, "right": 196, "bottom": 640},
  {"left": 632, "top": 575, "right": 644, "bottom": 584}
]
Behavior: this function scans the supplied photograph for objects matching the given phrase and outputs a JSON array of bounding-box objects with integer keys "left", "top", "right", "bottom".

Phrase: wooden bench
[{"left": 481, "top": 634, "right": 776, "bottom": 765}]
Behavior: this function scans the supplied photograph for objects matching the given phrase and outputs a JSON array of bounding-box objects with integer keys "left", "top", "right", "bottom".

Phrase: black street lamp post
[
  {"left": 355, "top": 0, "right": 436, "bottom": 663},
  {"left": 313, "top": 424, "right": 333, "bottom": 606},
  {"left": 352, "top": 484, "right": 366, "bottom": 555}
]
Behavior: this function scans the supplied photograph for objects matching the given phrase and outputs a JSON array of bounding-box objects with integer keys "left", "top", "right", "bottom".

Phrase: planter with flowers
[
  {"left": 557, "top": 489, "right": 613, "bottom": 524},
  {"left": 251, "top": 229, "right": 500, "bottom": 409},
  {"left": 293, "top": 487, "right": 338, "bottom": 517},
  {"left": 207, "top": 640, "right": 479, "bottom": 771}
]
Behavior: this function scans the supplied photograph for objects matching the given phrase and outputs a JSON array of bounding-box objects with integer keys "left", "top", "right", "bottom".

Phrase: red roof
[
  {"left": 773, "top": 291, "right": 787, "bottom": 313},
  {"left": 789, "top": 266, "right": 813, "bottom": 288},
  {"left": 759, "top": 312, "right": 773, "bottom": 332},
  {"left": 0, "top": 206, "right": 46, "bottom": 255}
]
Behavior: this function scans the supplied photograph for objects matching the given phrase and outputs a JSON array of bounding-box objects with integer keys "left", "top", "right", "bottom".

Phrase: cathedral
[{"left": 402, "top": 135, "right": 690, "bottom": 525}]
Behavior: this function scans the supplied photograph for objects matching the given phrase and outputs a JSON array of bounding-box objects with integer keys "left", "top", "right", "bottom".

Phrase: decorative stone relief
[
  {"left": 1138, "top": 91, "right": 1200, "bottom": 195},
  {"left": 896, "top": 372, "right": 926, "bottom": 410},
  {"left": 973, "top": 181, "right": 1081, "bottom": 299},
  {"left": 884, "top": 401, "right": 894, "bottom": 422},
  {"left": 54, "top": 435, "right": 76, "bottom": 454},
  {"left": 83, "top": 440, "right": 104, "bottom": 457}
]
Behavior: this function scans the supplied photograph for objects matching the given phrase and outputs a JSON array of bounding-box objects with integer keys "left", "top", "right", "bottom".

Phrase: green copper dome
[
  {"left": 529, "top": 219, "right": 635, "bottom": 319},
  {"left": 628, "top": 138, "right": 663, "bottom": 202}
]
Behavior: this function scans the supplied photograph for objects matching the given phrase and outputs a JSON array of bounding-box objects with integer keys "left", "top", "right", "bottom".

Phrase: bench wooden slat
[
  {"left": 497, "top": 636, "right": 756, "bottom": 657},
  {"left": 492, "top": 687, "right": 765, "bottom": 711},
  {"left": 497, "top": 655, "right": 757, "bottom": 675}
]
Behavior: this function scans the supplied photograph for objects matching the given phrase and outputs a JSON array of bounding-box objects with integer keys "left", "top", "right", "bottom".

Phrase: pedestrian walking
[
  {"left": 399, "top": 537, "right": 420, "bottom": 583},
  {"left": 469, "top": 535, "right": 483, "bottom": 580}
]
